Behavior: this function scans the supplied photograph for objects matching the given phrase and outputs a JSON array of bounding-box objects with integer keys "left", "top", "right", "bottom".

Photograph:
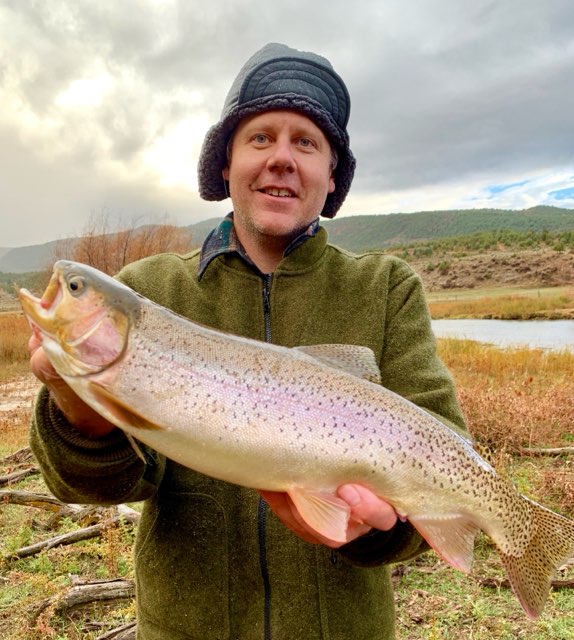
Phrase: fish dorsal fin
[
  {"left": 409, "top": 513, "right": 480, "bottom": 573},
  {"left": 295, "top": 344, "right": 382, "bottom": 384},
  {"left": 87, "top": 381, "right": 164, "bottom": 431},
  {"left": 288, "top": 487, "right": 351, "bottom": 543}
]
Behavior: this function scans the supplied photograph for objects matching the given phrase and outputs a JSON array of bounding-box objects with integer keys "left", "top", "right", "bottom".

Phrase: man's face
[{"left": 223, "top": 109, "right": 335, "bottom": 245}]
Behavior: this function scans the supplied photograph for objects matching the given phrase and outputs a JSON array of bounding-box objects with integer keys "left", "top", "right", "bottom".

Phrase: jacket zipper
[
  {"left": 262, "top": 273, "right": 273, "bottom": 343},
  {"left": 259, "top": 273, "right": 273, "bottom": 640}
]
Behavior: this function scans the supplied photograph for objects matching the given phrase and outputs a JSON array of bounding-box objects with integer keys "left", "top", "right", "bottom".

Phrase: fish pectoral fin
[
  {"left": 295, "top": 344, "right": 382, "bottom": 384},
  {"left": 88, "top": 382, "right": 164, "bottom": 431},
  {"left": 288, "top": 488, "right": 351, "bottom": 543},
  {"left": 409, "top": 514, "right": 479, "bottom": 573}
]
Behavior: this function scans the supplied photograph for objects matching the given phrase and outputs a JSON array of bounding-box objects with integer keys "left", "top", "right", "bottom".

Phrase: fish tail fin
[{"left": 497, "top": 498, "right": 574, "bottom": 618}]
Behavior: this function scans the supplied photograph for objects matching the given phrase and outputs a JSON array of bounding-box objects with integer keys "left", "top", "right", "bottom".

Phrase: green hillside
[
  {"left": 323, "top": 205, "right": 574, "bottom": 252},
  {"left": 2, "top": 207, "right": 574, "bottom": 273}
]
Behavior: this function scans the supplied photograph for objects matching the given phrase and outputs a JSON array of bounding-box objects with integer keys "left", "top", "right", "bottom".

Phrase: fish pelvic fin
[
  {"left": 497, "top": 499, "right": 574, "bottom": 619},
  {"left": 88, "top": 382, "right": 164, "bottom": 431},
  {"left": 125, "top": 433, "right": 147, "bottom": 464},
  {"left": 409, "top": 514, "right": 479, "bottom": 573},
  {"left": 288, "top": 488, "right": 351, "bottom": 543}
]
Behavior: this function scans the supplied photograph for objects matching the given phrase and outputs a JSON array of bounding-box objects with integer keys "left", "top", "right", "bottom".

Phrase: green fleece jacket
[{"left": 30, "top": 226, "right": 467, "bottom": 640}]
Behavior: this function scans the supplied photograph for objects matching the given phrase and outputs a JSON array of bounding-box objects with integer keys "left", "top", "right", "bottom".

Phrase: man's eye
[
  {"left": 298, "top": 138, "right": 314, "bottom": 148},
  {"left": 253, "top": 134, "right": 268, "bottom": 144}
]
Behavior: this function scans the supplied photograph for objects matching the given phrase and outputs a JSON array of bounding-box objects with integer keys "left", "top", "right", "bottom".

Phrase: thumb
[{"left": 337, "top": 484, "right": 397, "bottom": 532}]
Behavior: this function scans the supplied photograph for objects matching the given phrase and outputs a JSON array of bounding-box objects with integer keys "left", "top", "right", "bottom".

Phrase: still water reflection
[{"left": 431, "top": 319, "right": 574, "bottom": 352}]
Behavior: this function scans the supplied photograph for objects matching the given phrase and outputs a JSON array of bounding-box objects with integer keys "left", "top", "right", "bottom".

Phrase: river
[{"left": 431, "top": 319, "right": 574, "bottom": 352}]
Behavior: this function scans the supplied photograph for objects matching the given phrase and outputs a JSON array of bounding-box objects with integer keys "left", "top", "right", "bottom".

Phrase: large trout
[{"left": 19, "top": 260, "right": 574, "bottom": 618}]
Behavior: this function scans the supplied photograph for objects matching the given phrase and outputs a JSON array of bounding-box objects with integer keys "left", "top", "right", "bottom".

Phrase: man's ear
[
  {"left": 328, "top": 175, "right": 335, "bottom": 194},
  {"left": 222, "top": 167, "right": 230, "bottom": 181}
]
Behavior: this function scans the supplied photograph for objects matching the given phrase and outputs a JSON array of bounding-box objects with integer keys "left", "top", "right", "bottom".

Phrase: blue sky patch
[
  {"left": 549, "top": 186, "right": 574, "bottom": 200},
  {"left": 486, "top": 179, "right": 531, "bottom": 195}
]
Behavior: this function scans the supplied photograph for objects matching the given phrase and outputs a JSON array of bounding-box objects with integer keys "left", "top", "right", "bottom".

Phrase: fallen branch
[
  {"left": 0, "top": 467, "right": 39, "bottom": 486},
  {"left": 519, "top": 446, "right": 574, "bottom": 457},
  {"left": 0, "top": 489, "right": 83, "bottom": 516},
  {"left": 1, "top": 446, "right": 34, "bottom": 465},
  {"left": 0, "top": 490, "right": 140, "bottom": 529},
  {"left": 6, "top": 509, "right": 140, "bottom": 561},
  {"left": 477, "top": 576, "right": 574, "bottom": 590},
  {"left": 95, "top": 621, "right": 137, "bottom": 640},
  {"left": 30, "top": 578, "right": 135, "bottom": 621}
]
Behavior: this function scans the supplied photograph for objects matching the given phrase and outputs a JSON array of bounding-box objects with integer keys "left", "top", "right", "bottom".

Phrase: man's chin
[{"left": 255, "top": 218, "right": 309, "bottom": 241}]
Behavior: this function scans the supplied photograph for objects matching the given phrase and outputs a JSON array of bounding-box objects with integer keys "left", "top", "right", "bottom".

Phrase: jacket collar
[{"left": 198, "top": 213, "right": 321, "bottom": 280}]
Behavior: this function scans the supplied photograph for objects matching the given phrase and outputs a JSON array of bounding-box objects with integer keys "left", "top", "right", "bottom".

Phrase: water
[{"left": 431, "top": 319, "right": 574, "bottom": 352}]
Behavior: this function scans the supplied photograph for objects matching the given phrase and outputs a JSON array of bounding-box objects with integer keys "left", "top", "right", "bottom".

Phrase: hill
[
  {"left": 322, "top": 205, "right": 574, "bottom": 252},
  {"left": 1, "top": 206, "right": 573, "bottom": 273}
]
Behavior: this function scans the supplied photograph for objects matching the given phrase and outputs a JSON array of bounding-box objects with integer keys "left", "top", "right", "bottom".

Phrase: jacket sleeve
[
  {"left": 30, "top": 386, "right": 165, "bottom": 505},
  {"left": 338, "top": 260, "right": 467, "bottom": 566}
]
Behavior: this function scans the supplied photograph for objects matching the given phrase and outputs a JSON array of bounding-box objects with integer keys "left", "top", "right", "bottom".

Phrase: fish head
[{"left": 18, "top": 260, "right": 140, "bottom": 377}]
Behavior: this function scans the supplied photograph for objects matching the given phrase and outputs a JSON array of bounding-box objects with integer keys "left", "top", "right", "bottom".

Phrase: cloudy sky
[{"left": 1, "top": 0, "right": 573, "bottom": 248}]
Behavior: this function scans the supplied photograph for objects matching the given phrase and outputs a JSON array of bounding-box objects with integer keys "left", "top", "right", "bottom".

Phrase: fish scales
[
  {"left": 72, "top": 281, "right": 535, "bottom": 555},
  {"left": 18, "top": 259, "right": 574, "bottom": 619}
]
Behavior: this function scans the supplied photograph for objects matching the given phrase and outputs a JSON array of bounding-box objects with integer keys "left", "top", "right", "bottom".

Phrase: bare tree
[{"left": 51, "top": 212, "right": 194, "bottom": 275}]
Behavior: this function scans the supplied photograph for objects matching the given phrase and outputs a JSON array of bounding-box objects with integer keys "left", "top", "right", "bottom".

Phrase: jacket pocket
[{"left": 134, "top": 491, "right": 230, "bottom": 639}]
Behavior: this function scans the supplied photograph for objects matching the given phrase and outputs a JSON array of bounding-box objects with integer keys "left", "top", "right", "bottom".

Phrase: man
[{"left": 29, "top": 43, "right": 466, "bottom": 639}]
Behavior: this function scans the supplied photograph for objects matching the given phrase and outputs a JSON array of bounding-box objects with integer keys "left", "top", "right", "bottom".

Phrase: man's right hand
[{"left": 29, "top": 332, "right": 116, "bottom": 438}]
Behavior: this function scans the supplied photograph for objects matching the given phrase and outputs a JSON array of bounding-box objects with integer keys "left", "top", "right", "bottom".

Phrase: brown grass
[
  {"left": 438, "top": 339, "right": 574, "bottom": 452},
  {"left": 429, "top": 288, "right": 574, "bottom": 319},
  {"left": 539, "top": 459, "right": 574, "bottom": 515},
  {"left": 0, "top": 312, "right": 31, "bottom": 382}
]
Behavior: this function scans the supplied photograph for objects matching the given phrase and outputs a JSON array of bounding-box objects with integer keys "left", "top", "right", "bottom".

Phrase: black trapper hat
[{"left": 197, "top": 43, "right": 356, "bottom": 218}]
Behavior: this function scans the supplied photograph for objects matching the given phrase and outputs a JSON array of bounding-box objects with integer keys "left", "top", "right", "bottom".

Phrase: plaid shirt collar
[{"left": 198, "top": 213, "right": 320, "bottom": 280}]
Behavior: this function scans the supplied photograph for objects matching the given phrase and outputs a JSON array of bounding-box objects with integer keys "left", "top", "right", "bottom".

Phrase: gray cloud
[{"left": 1, "top": 0, "right": 573, "bottom": 247}]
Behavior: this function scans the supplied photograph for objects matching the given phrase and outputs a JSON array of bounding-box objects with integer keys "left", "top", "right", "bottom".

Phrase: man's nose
[{"left": 266, "top": 138, "right": 296, "bottom": 172}]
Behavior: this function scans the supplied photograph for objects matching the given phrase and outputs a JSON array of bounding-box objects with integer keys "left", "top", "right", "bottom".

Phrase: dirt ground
[
  {"left": 410, "top": 249, "right": 574, "bottom": 291},
  {"left": 1, "top": 375, "right": 39, "bottom": 413}
]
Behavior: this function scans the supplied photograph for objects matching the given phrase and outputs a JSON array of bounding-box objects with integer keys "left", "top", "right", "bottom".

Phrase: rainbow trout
[{"left": 19, "top": 260, "right": 574, "bottom": 618}]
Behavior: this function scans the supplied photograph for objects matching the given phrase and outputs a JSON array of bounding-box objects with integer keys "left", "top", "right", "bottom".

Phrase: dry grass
[
  {"left": 438, "top": 339, "right": 574, "bottom": 453},
  {"left": 539, "top": 459, "right": 574, "bottom": 516},
  {"left": 0, "top": 376, "right": 39, "bottom": 457},
  {"left": 429, "top": 288, "right": 574, "bottom": 319},
  {"left": 0, "top": 312, "right": 31, "bottom": 382}
]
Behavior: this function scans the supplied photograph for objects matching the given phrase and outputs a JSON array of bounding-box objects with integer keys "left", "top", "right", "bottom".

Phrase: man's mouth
[{"left": 260, "top": 187, "right": 296, "bottom": 197}]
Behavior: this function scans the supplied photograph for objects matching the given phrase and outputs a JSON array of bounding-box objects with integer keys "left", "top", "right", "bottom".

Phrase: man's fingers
[
  {"left": 259, "top": 485, "right": 397, "bottom": 548},
  {"left": 29, "top": 343, "right": 61, "bottom": 384},
  {"left": 338, "top": 484, "right": 397, "bottom": 532}
]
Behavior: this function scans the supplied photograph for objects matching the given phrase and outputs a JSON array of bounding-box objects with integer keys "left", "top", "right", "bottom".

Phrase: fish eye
[{"left": 67, "top": 275, "right": 86, "bottom": 295}]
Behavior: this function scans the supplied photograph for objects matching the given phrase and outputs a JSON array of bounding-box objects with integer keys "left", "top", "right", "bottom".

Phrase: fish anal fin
[
  {"left": 288, "top": 487, "right": 351, "bottom": 543},
  {"left": 88, "top": 382, "right": 164, "bottom": 431},
  {"left": 409, "top": 513, "right": 479, "bottom": 573},
  {"left": 295, "top": 344, "right": 381, "bottom": 384}
]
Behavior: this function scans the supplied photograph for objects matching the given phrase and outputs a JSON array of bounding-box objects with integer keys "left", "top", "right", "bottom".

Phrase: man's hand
[
  {"left": 28, "top": 332, "right": 116, "bottom": 438},
  {"left": 259, "top": 484, "right": 397, "bottom": 547}
]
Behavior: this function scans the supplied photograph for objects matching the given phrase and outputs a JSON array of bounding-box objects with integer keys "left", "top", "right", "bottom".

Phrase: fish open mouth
[
  {"left": 40, "top": 274, "right": 63, "bottom": 311},
  {"left": 17, "top": 270, "right": 63, "bottom": 336}
]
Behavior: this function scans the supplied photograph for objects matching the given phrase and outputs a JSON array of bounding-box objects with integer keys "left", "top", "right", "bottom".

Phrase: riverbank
[{"left": 426, "top": 285, "right": 574, "bottom": 319}]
